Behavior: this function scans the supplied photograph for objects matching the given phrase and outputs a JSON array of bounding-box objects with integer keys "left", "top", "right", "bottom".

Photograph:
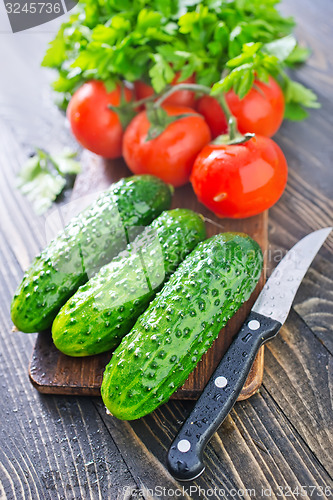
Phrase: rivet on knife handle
[{"left": 167, "top": 311, "right": 281, "bottom": 481}]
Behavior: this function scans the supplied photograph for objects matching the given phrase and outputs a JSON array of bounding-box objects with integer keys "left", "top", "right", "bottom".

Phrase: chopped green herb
[{"left": 17, "top": 149, "right": 81, "bottom": 215}]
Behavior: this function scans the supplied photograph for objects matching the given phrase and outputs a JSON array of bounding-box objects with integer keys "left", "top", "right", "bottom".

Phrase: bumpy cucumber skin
[
  {"left": 11, "top": 175, "right": 173, "bottom": 333},
  {"left": 101, "top": 233, "right": 263, "bottom": 420},
  {"left": 52, "top": 209, "right": 206, "bottom": 356}
]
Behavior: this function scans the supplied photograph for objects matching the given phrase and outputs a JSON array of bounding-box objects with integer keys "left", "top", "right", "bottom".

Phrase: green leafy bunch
[{"left": 42, "top": 0, "right": 319, "bottom": 119}]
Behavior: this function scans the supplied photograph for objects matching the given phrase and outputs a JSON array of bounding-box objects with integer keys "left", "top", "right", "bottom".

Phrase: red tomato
[
  {"left": 190, "top": 135, "right": 288, "bottom": 218},
  {"left": 123, "top": 104, "right": 211, "bottom": 187},
  {"left": 226, "top": 76, "right": 285, "bottom": 137},
  {"left": 195, "top": 95, "right": 228, "bottom": 139},
  {"left": 195, "top": 77, "right": 285, "bottom": 138},
  {"left": 67, "top": 80, "right": 133, "bottom": 158},
  {"left": 134, "top": 73, "right": 196, "bottom": 108}
]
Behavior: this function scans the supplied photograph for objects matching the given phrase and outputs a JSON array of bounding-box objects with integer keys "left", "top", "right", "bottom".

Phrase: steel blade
[{"left": 252, "top": 227, "right": 332, "bottom": 325}]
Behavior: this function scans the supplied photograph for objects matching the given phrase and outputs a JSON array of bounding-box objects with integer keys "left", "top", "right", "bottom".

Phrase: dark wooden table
[{"left": 0, "top": 1, "right": 332, "bottom": 498}]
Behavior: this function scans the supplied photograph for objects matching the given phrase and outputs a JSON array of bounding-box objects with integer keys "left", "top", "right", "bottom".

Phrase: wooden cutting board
[{"left": 29, "top": 152, "right": 267, "bottom": 400}]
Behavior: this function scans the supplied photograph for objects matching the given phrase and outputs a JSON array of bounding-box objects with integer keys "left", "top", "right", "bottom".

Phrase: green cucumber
[
  {"left": 101, "top": 232, "right": 263, "bottom": 420},
  {"left": 52, "top": 209, "right": 206, "bottom": 356},
  {"left": 11, "top": 175, "right": 173, "bottom": 333}
]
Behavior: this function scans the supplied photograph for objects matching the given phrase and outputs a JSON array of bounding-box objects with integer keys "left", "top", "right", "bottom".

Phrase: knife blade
[{"left": 167, "top": 227, "right": 332, "bottom": 481}]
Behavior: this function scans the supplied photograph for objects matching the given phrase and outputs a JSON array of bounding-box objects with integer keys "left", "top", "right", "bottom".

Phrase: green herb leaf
[
  {"left": 226, "top": 42, "right": 263, "bottom": 68},
  {"left": 17, "top": 149, "right": 81, "bottom": 215},
  {"left": 149, "top": 54, "right": 175, "bottom": 93},
  {"left": 285, "top": 45, "right": 311, "bottom": 65},
  {"left": 50, "top": 150, "right": 81, "bottom": 175},
  {"left": 137, "top": 9, "right": 163, "bottom": 32},
  {"left": 212, "top": 42, "right": 280, "bottom": 98},
  {"left": 284, "top": 102, "right": 309, "bottom": 121},
  {"left": 42, "top": 35, "right": 67, "bottom": 68},
  {"left": 17, "top": 161, "right": 66, "bottom": 215},
  {"left": 263, "top": 35, "right": 297, "bottom": 62},
  {"left": 280, "top": 74, "right": 320, "bottom": 121},
  {"left": 283, "top": 79, "right": 320, "bottom": 108}
]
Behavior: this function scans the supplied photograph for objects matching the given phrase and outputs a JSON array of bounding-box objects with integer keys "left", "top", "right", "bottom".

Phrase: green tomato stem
[
  {"left": 153, "top": 83, "right": 238, "bottom": 140},
  {"left": 129, "top": 86, "right": 173, "bottom": 109},
  {"left": 153, "top": 83, "right": 209, "bottom": 108},
  {"left": 215, "top": 94, "right": 238, "bottom": 141},
  {"left": 131, "top": 93, "right": 161, "bottom": 108}
]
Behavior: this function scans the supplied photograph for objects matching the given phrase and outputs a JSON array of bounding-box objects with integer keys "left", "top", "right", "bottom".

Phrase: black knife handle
[{"left": 167, "top": 311, "right": 281, "bottom": 481}]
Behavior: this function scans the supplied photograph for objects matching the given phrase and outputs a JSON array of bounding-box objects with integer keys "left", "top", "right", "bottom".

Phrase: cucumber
[
  {"left": 52, "top": 209, "right": 206, "bottom": 356},
  {"left": 11, "top": 175, "right": 173, "bottom": 333},
  {"left": 101, "top": 232, "right": 263, "bottom": 420}
]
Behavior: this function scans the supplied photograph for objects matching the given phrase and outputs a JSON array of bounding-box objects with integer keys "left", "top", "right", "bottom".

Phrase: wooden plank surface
[
  {"left": 29, "top": 151, "right": 267, "bottom": 400},
  {"left": 0, "top": 0, "right": 332, "bottom": 497}
]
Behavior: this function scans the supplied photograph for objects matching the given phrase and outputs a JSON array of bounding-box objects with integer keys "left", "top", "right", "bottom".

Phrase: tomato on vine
[
  {"left": 196, "top": 77, "right": 285, "bottom": 138},
  {"left": 190, "top": 135, "right": 288, "bottom": 218},
  {"left": 195, "top": 95, "right": 228, "bottom": 139},
  {"left": 226, "top": 76, "right": 285, "bottom": 137},
  {"left": 123, "top": 104, "right": 211, "bottom": 187},
  {"left": 67, "top": 80, "right": 133, "bottom": 158}
]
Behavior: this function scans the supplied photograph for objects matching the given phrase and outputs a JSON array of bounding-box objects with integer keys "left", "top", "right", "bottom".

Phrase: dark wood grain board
[{"left": 29, "top": 151, "right": 267, "bottom": 399}]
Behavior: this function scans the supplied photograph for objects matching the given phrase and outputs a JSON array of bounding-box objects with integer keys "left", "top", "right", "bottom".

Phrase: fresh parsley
[
  {"left": 211, "top": 36, "right": 320, "bottom": 117},
  {"left": 17, "top": 149, "right": 81, "bottom": 215},
  {"left": 42, "top": 0, "right": 319, "bottom": 120}
]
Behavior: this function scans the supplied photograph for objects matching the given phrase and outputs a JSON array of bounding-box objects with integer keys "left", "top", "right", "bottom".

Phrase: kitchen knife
[{"left": 167, "top": 227, "right": 332, "bottom": 481}]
